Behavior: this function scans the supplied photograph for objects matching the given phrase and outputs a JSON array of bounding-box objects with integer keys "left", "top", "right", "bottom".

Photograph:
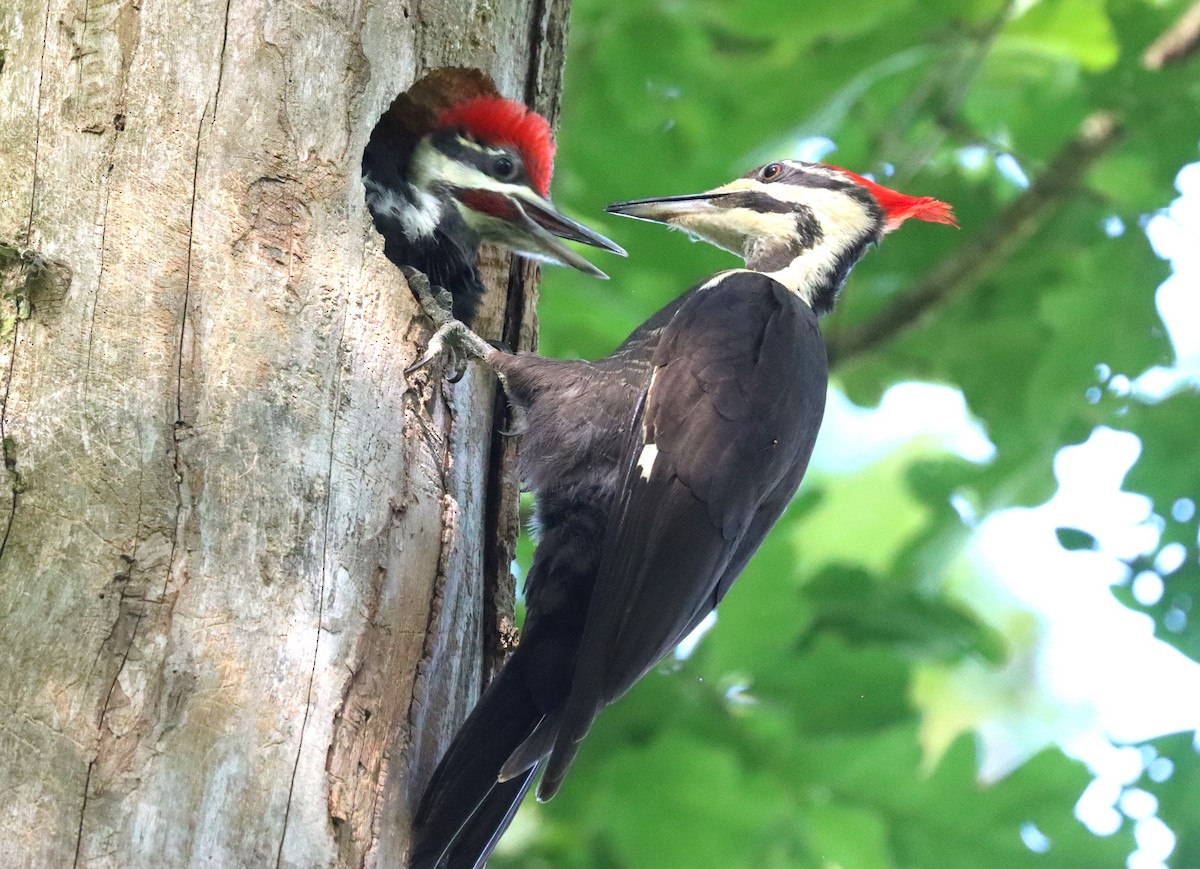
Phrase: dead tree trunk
[{"left": 0, "top": 0, "right": 567, "bottom": 865}]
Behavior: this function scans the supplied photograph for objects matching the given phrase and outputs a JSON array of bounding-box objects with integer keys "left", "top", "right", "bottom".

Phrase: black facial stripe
[
  {"left": 748, "top": 204, "right": 824, "bottom": 273},
  {"left": 718, "top": 191, "right": 794, "bottom": 214},
  {"left": 793, "top": 206, "right": 822, "bottom": 249},
  {"left": 430, "top": 129, "right": 533, "bottom": 189}
]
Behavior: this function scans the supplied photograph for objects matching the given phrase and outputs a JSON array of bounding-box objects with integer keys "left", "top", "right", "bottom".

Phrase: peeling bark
[{"left": 0, "top": 0, "right": 567, "bottom": 865}]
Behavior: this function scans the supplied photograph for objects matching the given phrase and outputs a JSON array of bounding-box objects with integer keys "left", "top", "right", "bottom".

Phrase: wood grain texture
[{"left": 0, "top": 0, "right": 568, "bottom": 865}]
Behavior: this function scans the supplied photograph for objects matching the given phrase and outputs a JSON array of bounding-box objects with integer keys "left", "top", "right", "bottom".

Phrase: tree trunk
[{"left": 0, "top": 0, "right": 567, "bottom": 865}]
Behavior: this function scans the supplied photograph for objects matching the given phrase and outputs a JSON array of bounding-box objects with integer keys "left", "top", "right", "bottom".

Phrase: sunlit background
[{"left": 497, "top": 2, "right": 1200, "bottom": 866}]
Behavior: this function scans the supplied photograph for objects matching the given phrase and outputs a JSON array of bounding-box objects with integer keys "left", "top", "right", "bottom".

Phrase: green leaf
[
  {"left": 1002, "top": 0, "right": 1119, "bottom": 72},
  {"left": 1056, "top": 527, "right": 1098, "bottom": 551}
]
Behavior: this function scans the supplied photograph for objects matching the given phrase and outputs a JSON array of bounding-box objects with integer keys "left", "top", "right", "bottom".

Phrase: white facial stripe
[
  {"left": 796, "top": 186, "right": 876, "bottom": 239},
  {"left": 414, "top": 139, "right": 545, "bottom": 204},
  {"left": 706, "top": 176, "right": 813, "bottom": 204},
  {"left": 479, "top": 143, "right": 510, "bottom": 159}
]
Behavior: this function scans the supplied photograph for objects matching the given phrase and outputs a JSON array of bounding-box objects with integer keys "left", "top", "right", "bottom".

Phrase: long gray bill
[
  {"left": 605, "top": 192, "right": 730, "bottom": 224},
  {"left": 510, "top": 198, "right": 625, "bottom": 279},
  {"left": 521, "top": 197, "right": 627, "bottom": 257}
]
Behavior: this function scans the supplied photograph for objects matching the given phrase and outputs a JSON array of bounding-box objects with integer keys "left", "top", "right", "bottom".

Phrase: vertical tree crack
[
  {"left": 0, "top": 0, "right": 54, "bottom": 571},
  {"left": 213, "top": 0, "right": 234, "bottom": 119},
  {"left": 72, "top": 761, "right": 94, "bottom": 869},
  {"left": 24, "top": 1, "right": 52, "bottom": 245},
  {"left": 83, "top": 171, "right": 113, "bottom": 399},
  {"left": 73, "top": 110, "right": 208, "bottom": 863},
  {"left": 275, "top": 299, "right": 350, "bottom": 868},
  {"left": 176, "top": 113, "right": 205, "bottom": 428},
  {"left": 523, "top": 0, "right": 549, "bottom": 110},
  {"left": 478, "top": 260, "right": 530, "bottom": 680}
]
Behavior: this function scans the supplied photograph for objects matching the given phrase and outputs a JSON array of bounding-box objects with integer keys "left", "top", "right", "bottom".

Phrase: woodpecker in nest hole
[{"left": 363, "top": 94, "right": 624, "bottom": 325}]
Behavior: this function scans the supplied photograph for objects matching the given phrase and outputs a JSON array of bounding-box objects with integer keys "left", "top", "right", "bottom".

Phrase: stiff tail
[{"left": 410, "top": 659, "right": 543, "bottom": 869}]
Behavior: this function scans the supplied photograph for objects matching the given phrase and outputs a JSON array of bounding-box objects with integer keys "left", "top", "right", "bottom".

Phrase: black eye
[
  {"left": 761, "top": 163, "right": 783, "bottom": 182},
  {"left": 492, "top": 155, "right": 516, "bottom": 179}
]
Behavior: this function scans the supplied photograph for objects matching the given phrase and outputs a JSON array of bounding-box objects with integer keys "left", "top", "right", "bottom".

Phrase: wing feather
[{"left": 539, "top": 272, "right": 828, "bottom": 799}]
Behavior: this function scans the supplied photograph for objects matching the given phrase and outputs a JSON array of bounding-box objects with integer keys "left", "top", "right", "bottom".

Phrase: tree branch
[
  {"left": 1143, "top": 0, "right": 1200, "bottom": 70},
  {"left": 827, "top": 112, "right": 1124, "bottom": 367}
]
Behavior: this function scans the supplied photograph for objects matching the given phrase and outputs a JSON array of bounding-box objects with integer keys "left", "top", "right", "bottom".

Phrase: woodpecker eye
[
  {"left": 492, "top": 154, "right": 517, "bottom": 180},
  {"left": 760, "top": 163, "right": 783, "bottom": 182}
]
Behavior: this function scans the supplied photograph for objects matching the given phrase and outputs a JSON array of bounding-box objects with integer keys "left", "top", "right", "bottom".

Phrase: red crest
[
  {"left": 439, "top": 97, "right": 556, "bottom": 197},
  {"left": 827, "top": 165, "right": 957, "bottom": 232}
]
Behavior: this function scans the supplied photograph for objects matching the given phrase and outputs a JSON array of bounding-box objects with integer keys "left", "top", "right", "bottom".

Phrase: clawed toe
[
  {"left": 406, "top": 322, "right": 455, "bottom": 377},
  {"left": 403, "top": 266, "right": 454, "bottom": 325},
  {"left": 402, "top": 267, "right": 501, "bottom": 384},
  {"left": 405, "top": 318, "right": 496, "bottom": 382}
]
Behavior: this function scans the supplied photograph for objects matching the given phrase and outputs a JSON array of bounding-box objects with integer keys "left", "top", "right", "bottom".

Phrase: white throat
[{"left": 762, "top": 243, "right": 850, "bottom": 306}]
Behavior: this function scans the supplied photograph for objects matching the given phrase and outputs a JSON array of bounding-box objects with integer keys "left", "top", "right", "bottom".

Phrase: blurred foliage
[
  {"left": 497, "top": 0, "right": 1200, "bottom": 866},
  {"left": 1139, "top": 732, "right": 1200, "bottom": 866}
]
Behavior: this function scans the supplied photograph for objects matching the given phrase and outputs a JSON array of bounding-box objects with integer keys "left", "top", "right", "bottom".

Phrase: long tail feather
[
  {"left": 446, "top": 767, "right": 538, "bottom": 869},
  {"left": 411, "top": 658, "right": 543, "bottom": 869}
]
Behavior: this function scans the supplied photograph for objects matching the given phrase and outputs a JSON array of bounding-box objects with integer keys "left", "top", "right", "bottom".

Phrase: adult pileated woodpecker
[
  {"left": 363, "top": 94, "right": 624, "bottom": 324},
  {"left": 407, "top": 160, "right": 955, "bottom": 868}
]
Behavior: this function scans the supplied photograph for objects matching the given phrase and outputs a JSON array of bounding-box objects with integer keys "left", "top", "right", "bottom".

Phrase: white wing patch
[
  {"left": 636, "top": 442, "right": 659, "bottom": 481},
  {"left": 699, "top": 270, "right": 742, "bottom": 291},
  {"left": 636, "top": 369, "right": 663, "bottom": 481}
]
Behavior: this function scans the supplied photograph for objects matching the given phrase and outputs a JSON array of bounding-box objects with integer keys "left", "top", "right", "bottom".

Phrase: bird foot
[
  {"left": 403, "top": 266, "right": 455, "bottom": 326},
  {"left": 404, "top": 267, "right": 497, "bottom": 380}
]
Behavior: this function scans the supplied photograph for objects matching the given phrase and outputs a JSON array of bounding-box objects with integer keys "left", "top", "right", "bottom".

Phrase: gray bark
[{"left": 0, "top": 0, "right": 566, "bottom": 865}]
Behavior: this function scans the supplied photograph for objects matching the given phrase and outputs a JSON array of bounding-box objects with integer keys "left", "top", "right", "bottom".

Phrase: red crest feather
[
  {"left": 438, "top": 97, "right": 556, "bottom": 197},
  {"left": 826, "top": 165, "right": 957, "bottom": 232}
]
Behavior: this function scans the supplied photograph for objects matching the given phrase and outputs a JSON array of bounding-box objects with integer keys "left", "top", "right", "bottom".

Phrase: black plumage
[
  {"left": 410, "top": 272, "right": 825, "bottom": 866},
  {"left": 408, "top": 160, "right": 955, "bottom": 868}
]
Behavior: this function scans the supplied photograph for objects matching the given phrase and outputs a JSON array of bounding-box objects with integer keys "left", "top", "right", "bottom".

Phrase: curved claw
[
  {"left": 445, "top": 354, "right": 469, "bottom": 383},
  {"left": 405, "top": 317, "right": 498, "bottom": 384},
  {"left": 406, "top": 323, "right": 453, "bottom": 378}
]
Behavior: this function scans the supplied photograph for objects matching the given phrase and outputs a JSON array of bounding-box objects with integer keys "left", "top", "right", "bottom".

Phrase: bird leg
[{"left": 404, "top": 266, "right": 501, "bottom": 381}]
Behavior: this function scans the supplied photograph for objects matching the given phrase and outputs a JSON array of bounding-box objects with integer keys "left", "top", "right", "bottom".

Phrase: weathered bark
[{"left": 0, "top": 0, "right": 566, "bottom": 865}]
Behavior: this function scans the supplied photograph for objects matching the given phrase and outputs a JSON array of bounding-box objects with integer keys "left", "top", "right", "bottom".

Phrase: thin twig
[{"left": 1143, "top": 0, "right": 1200, "bottom": 70}]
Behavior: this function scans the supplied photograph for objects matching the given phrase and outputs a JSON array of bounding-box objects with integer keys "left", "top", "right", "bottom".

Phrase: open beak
[
  {"left": 515, "top": 195, "right": 627, "bottom": 278},
  {"left": 605, "top": 191, "right": 731, "bottom": 225},
  {"left": 456, "top": 187, "right": 626, "bottom": 278}
]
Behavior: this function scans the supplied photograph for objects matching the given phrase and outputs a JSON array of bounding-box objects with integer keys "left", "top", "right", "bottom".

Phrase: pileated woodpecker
[
  {"left": 363, "top": 94, "right": 624, "bottom": 324},
  {"left": 407, "top": 160, "right": 955, "bottom": 868}
]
